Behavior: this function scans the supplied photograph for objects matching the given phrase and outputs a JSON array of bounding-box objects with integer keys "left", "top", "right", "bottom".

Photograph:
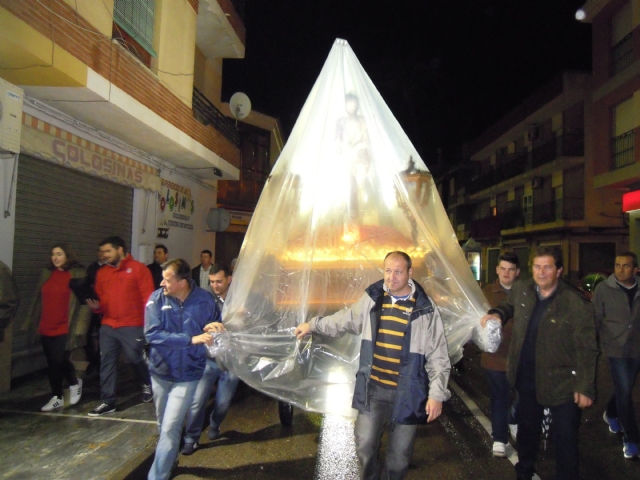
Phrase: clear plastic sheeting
[{"left": 217, "top": 39, "right": 494, "bottom": 417}]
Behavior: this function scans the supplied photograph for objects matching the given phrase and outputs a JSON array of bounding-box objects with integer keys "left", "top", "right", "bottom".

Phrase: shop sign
[
  {"left": 228, "top": 209, "right": 253, "bottom": 226},
  {"left": 158, "top": 179, "right": 194, "bottom": 237},
  {"left": 623, "top": 190, "right": 640, "bottom": 213},
  {"left": 20, "top": 113, "right": 161, "bottom": 191}
]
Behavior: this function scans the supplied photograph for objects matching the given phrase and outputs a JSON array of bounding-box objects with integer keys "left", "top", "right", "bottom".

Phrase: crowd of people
[{"left": 0, "top": 242, "right": 639, "bottom": 480}]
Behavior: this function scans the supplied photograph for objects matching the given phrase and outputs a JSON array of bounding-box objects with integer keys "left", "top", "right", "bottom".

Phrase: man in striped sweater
[{"left": 295, "top": 251, "right": 451, "bottom": 480}]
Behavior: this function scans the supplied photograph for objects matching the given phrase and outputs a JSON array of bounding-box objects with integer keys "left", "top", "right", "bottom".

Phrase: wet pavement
[
  {"left": 456, "top": 345, "right": 640, "bottom": 480},
  {"left": 1, "top": 352, "right": 639, "bottom": 479}
]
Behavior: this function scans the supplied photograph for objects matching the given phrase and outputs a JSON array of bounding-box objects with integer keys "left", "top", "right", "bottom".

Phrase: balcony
[
  {"left": 467, "top": 134, "right": 584, "bottom": 195},
  {"left": 502, "top": 197, "right": 584, "bottom": 230},
  {"left": 612, "top": 33, "right": 633, "bottom": 76},
  {"left": 612, "top": 130, "right": 635, "bottom": 170},
  {"left": 193, "top": 87, "right": 241, "bottom": 146},
  {"left": 217, "top": 179, "right": 265, "bottom": 209}
]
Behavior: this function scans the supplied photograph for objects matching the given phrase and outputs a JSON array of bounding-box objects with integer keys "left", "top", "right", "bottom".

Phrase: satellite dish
[{"left": 229, "top": 92, "right": 251, "bottom": 123}]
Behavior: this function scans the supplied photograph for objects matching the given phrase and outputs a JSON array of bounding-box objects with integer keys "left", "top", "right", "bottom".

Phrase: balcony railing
[
  {"left": 612, "top": 130, "right": 635, "bottom": 170},
  {"left": 467, "top": 133, "right": 584, "bottom": 195},
  {"left": 501, "top": 197, "right": 584, "bottom": 229},
  {"left": 612, "top": 33, "right": 633, "bottom": 76},
  {"left": 192, "top": 87, "right": 241, "bottom": 146}
]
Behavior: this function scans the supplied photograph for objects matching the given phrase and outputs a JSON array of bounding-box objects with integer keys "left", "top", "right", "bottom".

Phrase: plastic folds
[{"left": 216, "top": 39, "right": 495, "bottom": 417}]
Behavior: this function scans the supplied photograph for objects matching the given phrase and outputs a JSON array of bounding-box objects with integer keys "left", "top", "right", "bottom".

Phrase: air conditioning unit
[
  {"left": 0, "top": 77, "right": 24, "bottom": 154},
  {"left": 527, "top": 126, "right": 540, "bottom": 142},
  {"left": 532, "top": 177, "right": 542, "bottom": 188}
]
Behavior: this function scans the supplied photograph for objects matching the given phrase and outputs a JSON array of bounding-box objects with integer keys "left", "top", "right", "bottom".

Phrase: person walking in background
[
  {"left": 182, "top": 263, "right": 239, "bottom": 455},
  {"left": 87, "top": 236, "right": 155, "bottom": 416},
  {"left": 0, "top": 259, "right": 19, "bottom": 343},
  {"left": 145, "top": 259, "right": 221, "bottom": 480},
  {"left": 191, "top": 250, "right": 214, "bottom": 295},
  {"left": 23, "top": 243, "right": 90, "bottom": 411},
  {"left": 84, "top": 247, "right": 106, "bottom": 376},
  {"left": 481, "top": 252, "right": 520, "bottom": 458},
  {"left": 481, "top": 246, "right": 598, "bottom": 480},
  {"left": 593, "top": 251, "right": 640, "bottom": 459},
  {"left": 147, "top": 244, "right": 168, "bottom": 290}
]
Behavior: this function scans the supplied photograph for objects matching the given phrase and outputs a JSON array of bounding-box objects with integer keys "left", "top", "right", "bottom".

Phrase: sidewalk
[{"left": 0, "top": 367, "right": 158, "bottom": 480}]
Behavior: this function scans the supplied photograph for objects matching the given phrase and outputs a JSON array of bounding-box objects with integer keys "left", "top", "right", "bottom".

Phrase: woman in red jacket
[{"left": 25, "top": 243, "right": 90, "bottom": 411}]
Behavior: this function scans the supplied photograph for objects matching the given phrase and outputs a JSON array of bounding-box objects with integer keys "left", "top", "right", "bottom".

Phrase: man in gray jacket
[
  {"left": 295, "top": 251, "right": 450, "bottom": 480},
  {"left": 592, "top": 251, "right": 640, "bottom": 459}
]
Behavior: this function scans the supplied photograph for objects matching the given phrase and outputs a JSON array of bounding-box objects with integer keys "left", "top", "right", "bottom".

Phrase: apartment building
[
  {"left": 440, "top": 71, "right": 626, "bottom": 286},
  {"left": 0, "top": 0, "right": 253, "bottom": 385},
  {"left": 580, "top": 0, "right": 640, "bottom": 252}
]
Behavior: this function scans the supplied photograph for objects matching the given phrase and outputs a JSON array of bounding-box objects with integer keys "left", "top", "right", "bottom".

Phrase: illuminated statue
[{"left": 214, "top": 39, "right": 496, "bottom": 417}]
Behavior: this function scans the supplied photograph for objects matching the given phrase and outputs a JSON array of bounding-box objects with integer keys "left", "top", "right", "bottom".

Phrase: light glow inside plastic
[{"left": 215, "top": 39, "right": 493, "bottom": 417}]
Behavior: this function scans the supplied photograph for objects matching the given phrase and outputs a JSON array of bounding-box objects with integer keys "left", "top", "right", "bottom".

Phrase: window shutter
[{"left": 114, "top": 0, "right": 157, "bottom": 57}]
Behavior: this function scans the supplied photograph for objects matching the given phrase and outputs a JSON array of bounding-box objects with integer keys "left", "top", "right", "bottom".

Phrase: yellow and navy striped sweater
[{"left": 370, "top": 292, "right": 414, "bottom": 388}]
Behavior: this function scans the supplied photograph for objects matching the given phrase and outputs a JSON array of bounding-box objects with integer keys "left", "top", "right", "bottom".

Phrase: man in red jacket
[{"left": 86, "top": 236, "right": 155, "bottom": 416}]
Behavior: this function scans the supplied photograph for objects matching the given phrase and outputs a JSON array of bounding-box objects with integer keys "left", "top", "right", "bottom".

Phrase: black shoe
[
  {"left": 181, "top": 442, "right": 198, "bottom": 456},
  {"left": 142, "top": 384, "right": 153, "bottom": 403},
  {"left": 88, "top": 403, "right": 116, "bottom": 417}
]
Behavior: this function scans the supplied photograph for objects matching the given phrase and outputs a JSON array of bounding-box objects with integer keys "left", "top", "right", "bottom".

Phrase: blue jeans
[
  {"left": 605, "top": 357, "right": 640, "bottom": 444},
  {"left": 485, "top": 369, "right": 511, "bottom": 443},
  {"left": 514, "top": 387, "right": 582, "bottom": 480},
  {"left": 148, "top": 376, "right": 199, "bottom": 480},
  {"left": 354, "top": 383, "right": 417, "bottom": 480},
  {"left": 183, "top": 358, "right": 240, "bottom": 444}
]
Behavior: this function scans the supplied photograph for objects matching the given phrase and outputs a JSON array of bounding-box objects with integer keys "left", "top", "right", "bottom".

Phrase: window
[
  {"left": 611, "top": 2, "right": 633, "bottom": 76},
  {"left": 113, "top": 0, "right": 157, "bottom": 66},
  {"left": 523, "top": 194, "right": 533, "bottom": 225},
  {"left": 612, "top": 98, "right": 635, "bottom": 169}
]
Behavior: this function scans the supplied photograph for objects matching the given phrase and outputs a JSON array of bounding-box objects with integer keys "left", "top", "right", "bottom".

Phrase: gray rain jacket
[
  {"left": 593, "top": 274, "right": 640, "bottom": 359},
  {"left": 310, "top": 278, "right": 451, "bottom": 424}
]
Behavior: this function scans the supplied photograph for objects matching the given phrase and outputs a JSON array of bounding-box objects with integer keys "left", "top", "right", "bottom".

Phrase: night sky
[{"left": 221, "top": 1, "right": 592, "bottom": 166}]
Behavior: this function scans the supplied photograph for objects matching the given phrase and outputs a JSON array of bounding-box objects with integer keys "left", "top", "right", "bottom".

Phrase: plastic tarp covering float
[{"left": 213, "top": 39, "right": 498, "bottom": 418}]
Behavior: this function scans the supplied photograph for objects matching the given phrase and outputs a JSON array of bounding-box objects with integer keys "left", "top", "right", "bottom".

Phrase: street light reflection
[{"left": 314, "top": 414, "right": 359, "bottom": 480}]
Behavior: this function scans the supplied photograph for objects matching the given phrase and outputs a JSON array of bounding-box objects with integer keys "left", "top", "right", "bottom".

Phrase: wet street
[{"left": 1, "top": 352, "right": 639, "bottom": 480}]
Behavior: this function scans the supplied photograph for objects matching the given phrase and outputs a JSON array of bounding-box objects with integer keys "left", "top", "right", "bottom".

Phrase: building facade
[
  {"left": 580, "top": 0, "right": 640, "bottom": 252},
  {"left": 438, "top": 71, "right": 626, "bottom": 286},
  {"left": 0, "top": 0, "right": 251, "bottom": 387}
]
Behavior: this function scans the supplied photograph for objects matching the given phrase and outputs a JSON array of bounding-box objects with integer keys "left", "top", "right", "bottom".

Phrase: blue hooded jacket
[{"left": 145, "top": 281, "right": 220, "bottom": 382}]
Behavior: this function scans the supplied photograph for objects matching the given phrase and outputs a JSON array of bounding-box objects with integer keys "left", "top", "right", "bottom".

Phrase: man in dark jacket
[
  {"left": 295, "top": 251, "right": 450, "bottom": 480},
  {"left": 593, "top": 251, "right": 640, "bottom": 459},
  {"left": 482, "top": 246, "right": 598, "bottom": 480},
  {"left": 191, "top": 250, "right": 214, "bottom": 295},
  {"left": 481, "top": 252, "right": 519, "bottom": 457},
  {"left": 144, "top": 258, "right": 222, "bottom": 480},
  {"left": 147, "top": 244, "right": 168, "bottom": 290}
]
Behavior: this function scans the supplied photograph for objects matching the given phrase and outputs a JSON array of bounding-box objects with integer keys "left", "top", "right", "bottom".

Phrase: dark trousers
[
  {"left": 41, "top": 334, "right": 77, "bottom": 398},
  {"left": 514, "top": 387, "right": 582, "bottom": 480},
  {"left": 354, "top": 383, "right": 417, "bottom": 480},
  {"left": 84, "top": 313, "right": 102, "bottom": 368},
  {"left": 605, "top": 356, "right": 640, "bottom": 444},
  {"left": 99, "top": 325, "right": 150, "bottom": 405},
  {"left": 485, "top": 368, "right": 511, "bottom": 443}
]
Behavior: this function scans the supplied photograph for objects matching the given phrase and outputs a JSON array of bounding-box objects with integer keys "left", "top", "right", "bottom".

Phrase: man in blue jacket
[{"left": 144, "top": 258, "right": 223, "bottom": 480}]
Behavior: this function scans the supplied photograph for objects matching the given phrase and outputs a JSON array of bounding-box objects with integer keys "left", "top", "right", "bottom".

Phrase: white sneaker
[
  {"left": 509, "top": 423, "right": 518, "bottom": 441},
  {"left": 41, "top": 396, "right": 63, "bottom": 412},
  {"left": 69, "top": 378, "right": 82, "bottom": 405},
  {"left": 492, "top": 441, "right": 507, "bottom": 457}
]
